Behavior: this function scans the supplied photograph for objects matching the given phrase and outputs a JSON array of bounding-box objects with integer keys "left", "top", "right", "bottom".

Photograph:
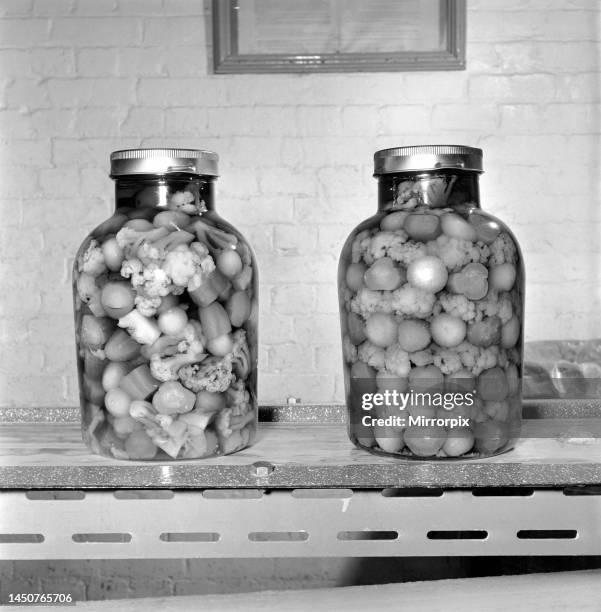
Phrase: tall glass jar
[
  {"left": 338, "top": 146, "right": 524, "bottom": 459},
  {"left": 73, "top": 149, "right": 258, "bottom": 460}
]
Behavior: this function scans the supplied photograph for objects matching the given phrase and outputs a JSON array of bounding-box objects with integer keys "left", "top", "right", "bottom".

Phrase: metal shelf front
[
  {"left": 2, "top": 488, "right": 601, "bottom": 560},
  {"left": 1, "top": 402, "right": 600, "bottom": 559}
]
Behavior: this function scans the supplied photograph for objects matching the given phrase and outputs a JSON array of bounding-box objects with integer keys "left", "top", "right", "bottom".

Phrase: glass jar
[
  {"left": 338, "top": 145, "right": 524, "bottom": 459},
  {"left": 73, "top": 149, "right": 258, "bottom": 460}
]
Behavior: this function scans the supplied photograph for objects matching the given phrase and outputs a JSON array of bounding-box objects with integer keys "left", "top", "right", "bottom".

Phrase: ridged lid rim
[
  {"left": 374, "top": 145, "right": 483, "bottom": 175},
  {"left": 110, "top": 148, "right": 219, "bottom": 177}
]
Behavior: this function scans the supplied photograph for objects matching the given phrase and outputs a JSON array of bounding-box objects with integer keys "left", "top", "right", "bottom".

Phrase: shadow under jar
[
  {"left": 73, "top": 149, "right": 258, "bottom": 460},
  {"left": 338, "top": 146, "right": 524, "bottom": 459}
]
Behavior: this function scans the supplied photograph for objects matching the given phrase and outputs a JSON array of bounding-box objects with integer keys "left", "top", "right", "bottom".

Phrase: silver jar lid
[
  {"left": 110, "top": 148, "right": 219, "bottom": 177},
  {"left": 374, "top": 145, "right": 483, "bottom": 175}
]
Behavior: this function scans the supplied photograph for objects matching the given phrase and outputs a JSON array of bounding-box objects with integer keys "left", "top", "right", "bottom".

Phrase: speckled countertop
[{"left": 1, "top": 401, "right": 601, "bottom": 489}]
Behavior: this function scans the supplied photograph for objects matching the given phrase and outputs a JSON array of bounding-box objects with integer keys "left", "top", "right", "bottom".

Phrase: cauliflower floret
[
  {"left": 176, "top": 321, "right": 206, "bottom": 358},
  {"left": 230, "top": 329, "right": 251, "bottom": 380},
  {"left": 409, "top": 349, "right": 434, "bottom": 366},
  {"left": 120, "top": 258, "right": 144, "bottom": 285},
  {"left": 474, "top": 291, "right": 513, "bottom": 324},
  {"left": 350, "top": 288, "right": 394, "bottom": 318},
  {"left": 387, "top": 240, "right": 429, "bottom": 266},
  {"left": 432, "top": 346, "right": 463, "bottom": 375},
  {"left": 134, "top": 294, "right": 162, "bottom": 317},
  {"left": 121, "top": 258, "right": 172, "bottom": 298},
  {"left": 136, "top": 240, "right": 163, "bottom": 264},
  {"left": 343, "top": 336, "right": 358, "bottom": 363},
  {"left": 79, "top": 239, "right": 106, "bottom": 277},
  {"left": 169, "top": 190, "right": 198, "bottom": 214},
  {"left": 141, "top": 263, "right": 172, "bottom": 297},
  {"left": 473, "top": 346, "right": 499, "bottom": 375},
  {"left": 150, "top": 351, "right": 205, "bottom": 382},
  {"left": 426, "top": 235, "right": 489, "bottom": 272},
  {"left": 438, "top": 292, "right": 477, "bottom": 322},
  {"left": 120, "top": 240, "right": 214, "bottom": 316},
  {"left": 396, "top": 180, "right": 420, "bottom": 207},
  {"left": 145, "top": 321, "right": 205, "bottom": 380},
  {"left": 455, "top": 342, "right": 499, "bottom": 376},
  {"left": 489, "top": 233, "right": 517, "bottom": 265},
  {"left": 162, "top": 244, "right": 202, "bottom": 287},
  {"left": 384, "top": 344, "right": 411, "bottom": 377},
  {"left": 472, "top": 290, "right": 503, "bottom": 322},
  {"left": 357, "top": 341, "right": 386, "bottom": 370},
  {"left": 368, "top": 230, "right": 408, "bottom": 261},
  {"left": 179, "top": 356, "right": 235, "bottom": 393},
  {"left": 389, "top": 284, "right": 436, "bottom": 319},
  {"left": 351, "top": 230, "right": 372, "bottom": 264},
  {"left": 134, "top": 229, "right": 197, "bottom": 266},
  {"left": 185, "top": 243, "right": 216, "bottom": 291},
  {"left": 455, "top": 341, "right": 479, "bottom": 371},
  {"left": 474, "top": 240, "right": 491, "bottom": 265},
  {"left": 474, "top": 291, "right": 500, "bottom": 320},
  {"left": 175, "top": 326, "right": 238, "bottom": 392}
]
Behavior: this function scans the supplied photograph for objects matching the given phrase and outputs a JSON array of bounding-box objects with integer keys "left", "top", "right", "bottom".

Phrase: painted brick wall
[{"left": 0, "top": 0, "right": 599, "bottom": 407}]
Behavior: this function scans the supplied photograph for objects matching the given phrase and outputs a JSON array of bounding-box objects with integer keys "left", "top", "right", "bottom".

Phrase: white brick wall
[{"left": 0, "top": 0, "right": 600, "bottom": 407}]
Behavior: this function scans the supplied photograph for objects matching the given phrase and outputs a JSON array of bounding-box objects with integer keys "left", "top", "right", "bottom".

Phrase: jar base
[
  {"left": 352, "top": 438, "right": 517, "bottom": 461},
  {"left": 84, "top": 445, "right": 253, "bottom": 462},
  {"left": 82, "top": 419, "right": 257, "bottom": 462}
]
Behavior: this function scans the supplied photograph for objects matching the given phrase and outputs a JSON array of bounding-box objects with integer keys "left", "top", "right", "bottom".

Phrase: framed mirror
[{"left": 213, "top": 0, "right": 466, "bottom": 74}]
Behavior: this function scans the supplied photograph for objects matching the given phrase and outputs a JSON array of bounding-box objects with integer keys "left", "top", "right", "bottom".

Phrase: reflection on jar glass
[
  {"left": 338, "top": 145, "right": 524, "bottom": 459},
  {"left": 73, "top": 149, "right": 258, "bottom": 461}
]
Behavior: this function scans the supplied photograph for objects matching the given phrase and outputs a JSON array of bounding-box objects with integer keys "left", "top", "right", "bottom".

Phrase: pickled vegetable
[
  {"left": 119, "top": 365, "right": 160, "bottom": 400},
  {"left": 365, "top": 313, "right": 398, "bottom": 348},
  {"left": 345, "top": 262, "right": 366, "bottom": 291},
  {"left": 404, "top": 213, "right": 441, "bottom": 242},
  {"left": 397, "top": 319, "right": 430, "bottom": 353},
  {"left": 157, "top": 307, "right": 188, "bottom": 336},
  {"left": 430, "top": 314, "right": 466, "bottom": 348},
  {"left": 225, "top": 291, "right": 251, "bottom": 327},
  {"left": 406, "top": 256, "right": 448, "bottom": 293},
  {"left": 105, "top": 388, "right": 133, "bottom": 418},
  {"left": 364, "top": 257, "right": 405, "bottom": 291},
  {"left": 73, "top": 174, "right": 257, "bottom": 461},
  {"left": 339, "top": 160, "right": 522, "bottom": 459},
  {"left": 216, "top": 249, "right": 243, "bottom": 279}
]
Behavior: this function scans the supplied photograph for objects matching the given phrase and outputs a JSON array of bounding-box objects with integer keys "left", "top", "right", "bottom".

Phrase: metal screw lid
[
  {"left": 374, "top": 145, "right": 483, "bottom": 175},
  {"left": 110, "top": 148, "right": 219, "bottom": 177}
]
